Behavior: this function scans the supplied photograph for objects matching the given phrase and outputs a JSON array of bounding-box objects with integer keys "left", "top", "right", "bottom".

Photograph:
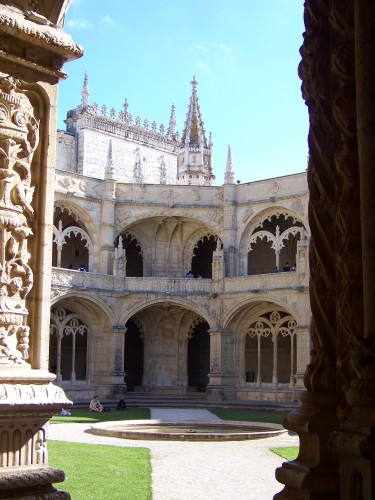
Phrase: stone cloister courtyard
[
  {"left": 1, "top": 1, "right": 375, "bottom": 499},
  {"left": 48, "top": 407, "right": 299, "bottom": 500}
]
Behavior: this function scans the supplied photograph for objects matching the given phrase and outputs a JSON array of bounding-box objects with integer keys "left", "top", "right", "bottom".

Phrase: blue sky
[{"left": 59, "top": 0, "right": 308, "bottom": 184}]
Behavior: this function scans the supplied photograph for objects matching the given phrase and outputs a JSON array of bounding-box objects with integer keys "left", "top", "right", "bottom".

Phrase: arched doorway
[
  {"left": 188, "top": 318, "right": 210, "bottom": 390},
  {"left": 124, "top": 317, "right": 144, "bottom": 391}
]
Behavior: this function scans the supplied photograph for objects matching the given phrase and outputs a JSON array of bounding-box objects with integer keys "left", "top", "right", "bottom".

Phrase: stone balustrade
[{"left": 51, "top": 268, "right": 307, "bottom": 296}]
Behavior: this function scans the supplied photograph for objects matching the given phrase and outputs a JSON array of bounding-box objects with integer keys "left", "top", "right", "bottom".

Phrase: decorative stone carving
[{"left": 0, "top": 75, "right": 39, "bottom": 366}]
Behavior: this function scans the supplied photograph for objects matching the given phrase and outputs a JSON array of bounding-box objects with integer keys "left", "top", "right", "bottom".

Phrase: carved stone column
[
  {"left": 276, "top": 1, "right": 369, "bottom": 498},
  {"left": 329, "top": 3, "right": 375, "bottom": 499},
  {"left": 207, "top": 328, "right": 236, "bottom": 401},
  {"left": 0, "top": 2, "right": 82, "bottom": 498}
]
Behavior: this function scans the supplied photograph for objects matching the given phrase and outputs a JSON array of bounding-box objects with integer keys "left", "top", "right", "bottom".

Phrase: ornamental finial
[{"left": 81, "top": 71, "right": 90, "bottom": 108}]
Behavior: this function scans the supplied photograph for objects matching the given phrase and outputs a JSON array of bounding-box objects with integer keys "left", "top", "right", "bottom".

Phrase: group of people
[
  {"left": 88, "top": 396, "right": 127, "bottom": 413},
  {"left": 272, "top": 262, "right": 296, "bottom": 273}
]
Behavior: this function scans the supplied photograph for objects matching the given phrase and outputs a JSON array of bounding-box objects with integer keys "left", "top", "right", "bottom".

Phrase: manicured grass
[
  {"left": 50, "top": 407, "right": 150, "bottom": 424},
  {"left": 209, "top": 408, "right": 288, "bottom": 424},
  {"left": 270, "top": 446, "right": 299, "bottom": 461},
  {"left": 49, "top": 441, "right": 151, "bottom": 500}
]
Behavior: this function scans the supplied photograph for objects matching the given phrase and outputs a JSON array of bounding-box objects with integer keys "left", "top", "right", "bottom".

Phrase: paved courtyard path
[{"left": 48, "top": 408, "right": 298, "bottom": 500}]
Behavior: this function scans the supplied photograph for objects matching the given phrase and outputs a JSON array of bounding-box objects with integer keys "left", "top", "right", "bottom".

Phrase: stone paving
[{"left": 48, "top": 408, "right": 299, "bottom": 500}]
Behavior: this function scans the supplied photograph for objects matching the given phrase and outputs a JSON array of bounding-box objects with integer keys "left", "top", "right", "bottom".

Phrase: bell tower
[{"left": 177, "top": 76, "right": 214, "bottom": 185}]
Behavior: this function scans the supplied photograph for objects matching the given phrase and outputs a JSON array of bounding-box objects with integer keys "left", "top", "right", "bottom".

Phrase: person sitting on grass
[
  {"left": 116, "top": 398, "right": 127, "bottom": 411},
  {"left": 89, "top": 395, "right": 104, "bottom": 412}
]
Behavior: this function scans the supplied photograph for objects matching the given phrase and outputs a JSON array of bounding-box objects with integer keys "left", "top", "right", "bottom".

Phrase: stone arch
[
  {"left": 119, "top": 300, "right": 213, "bottom": 392},
  {"left": 50, "top": 292, "right": 113, "bottom": 320},
  {"left": 239, "top": 206, "right": 308, "bottom": 276},
  {"left": 49, "top": 306, "right": 90, "bottom": 383},
  {"left": 120, "top": 297, "right": 213, "bottom": 328},
  {"left": 49, "top": 294, "right": 114, "bottom": 392},
  {"left": 223, "top": 299, "right": 298, "bottom": 390},
  {"left": 183, "top": 228, "right": 220, "bottom": 278},
  {"left": 52, "top": 202, "right": 99, "bottom": 271},
  {"left": 114, "top": 231, "right": 144, "bottom": 277}
]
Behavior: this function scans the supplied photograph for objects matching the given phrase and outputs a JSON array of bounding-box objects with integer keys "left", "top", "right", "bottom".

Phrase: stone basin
[{"left": 88, "top": 419, "right": 287, "bottom": 441}]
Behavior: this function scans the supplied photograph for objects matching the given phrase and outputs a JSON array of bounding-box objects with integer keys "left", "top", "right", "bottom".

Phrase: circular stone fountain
[{"left": 88, "top": 419, "right": 287, "bottom": 441}]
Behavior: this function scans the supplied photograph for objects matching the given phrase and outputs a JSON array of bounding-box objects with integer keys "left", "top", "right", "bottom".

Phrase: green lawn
[
  {"left": 49, "top": 441, "right": 151, "bottom": 500},
  {"left": 270, "top": 446, "right": 299, "bottom": 461},
  {"left": 51, "top": 407, "right": 150, "bottom": 424},
  {"left": 209, "top": 408, "right": 288, "bottom": 424}
]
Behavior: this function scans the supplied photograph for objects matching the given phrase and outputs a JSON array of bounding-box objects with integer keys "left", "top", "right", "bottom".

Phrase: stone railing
[
  {"left": 51, "top": 268, "right": 308, "bottom": 296},
  {"left": 51, "top": 268, "right": 115, "bottom": 290},
  {"left": 224, "top": 271, "right": 307, "bottom": 293},
  {"left": 123, "top": 277, "right": 214, "bottom": 294}
]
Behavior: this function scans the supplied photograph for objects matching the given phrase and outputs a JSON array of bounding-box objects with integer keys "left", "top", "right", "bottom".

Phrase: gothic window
[
  {"left": 52, "top": 207, "right": 91, "bottom": 270},
  {"left": 247, "top": 214, "right": 303, "bottom": 275},
  {"left": 49, "top": 307, "right": 89, "bottom": 383},
  {"left": 245, "top": 310, "right": 297, "bottom": 387}
]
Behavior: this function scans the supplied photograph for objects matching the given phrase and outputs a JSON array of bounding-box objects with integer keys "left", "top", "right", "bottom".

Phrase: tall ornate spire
[
  {"left": 224, "top": 144, "right": 235, "bottom": 184},
  {"left": 81, "top": 71, "right": 90, "bottom": 108},
  {"left": 105, "top": 140, "right": 116, "bottom": 179},
  {"left": 177, "top": 76, "right": 214, "bottom": 186},
  {"left": 167, "top": 103, "right": 177, "bottom": 138}
]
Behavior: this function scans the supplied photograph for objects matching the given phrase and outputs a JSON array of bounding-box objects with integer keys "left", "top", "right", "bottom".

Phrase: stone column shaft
[{"left": 0, "top": 4, "right": 82, "bottom": 497}]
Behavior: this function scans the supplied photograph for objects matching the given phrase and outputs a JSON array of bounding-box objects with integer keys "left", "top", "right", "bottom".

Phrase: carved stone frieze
[
  {"left": 0, "top": 74, "right": 40, "bottom": 366},
  {"left": 57, "top": 175, "right": 87, "bottom": 194}
]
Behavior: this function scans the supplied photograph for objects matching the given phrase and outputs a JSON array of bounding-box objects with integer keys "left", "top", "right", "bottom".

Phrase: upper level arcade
[{"left": 52, "top": 169, "right": 309, "bottom": 299}]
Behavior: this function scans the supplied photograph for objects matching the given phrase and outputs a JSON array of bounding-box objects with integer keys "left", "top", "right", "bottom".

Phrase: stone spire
[
  {"left": 105, "top": 140, "right": 116, "bottom": 179},
  {"left": 167, "top": 103, "right": 177, "bottom": 138},
  {"left": 224, "top": 144, "right": 235, "bottom": 184},
  {"left": 81, "top": 71, "right": 90, "bottom": 108},
  {"left": 177, "top": 76, "right": 214, "bottom": 186}
]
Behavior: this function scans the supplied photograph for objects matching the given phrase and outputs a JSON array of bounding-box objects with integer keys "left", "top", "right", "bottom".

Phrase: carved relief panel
[{"left": 0, "top": 75, "right": 39, "bottom": 366}]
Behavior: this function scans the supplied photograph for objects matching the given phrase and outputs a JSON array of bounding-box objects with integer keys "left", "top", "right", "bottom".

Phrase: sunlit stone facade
[{"left": 51, "top": 75, "right": 311, "bottom": 403}]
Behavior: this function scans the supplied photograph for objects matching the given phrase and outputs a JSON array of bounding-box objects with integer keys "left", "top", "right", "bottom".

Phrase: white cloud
[
  {"left": 196, "top": 60, "right": 211, "bottom": 75},
  {"left": 67, "top": 18, "right": 90, "bottom": 30},
  {"left": 214, "top": 42, "right": 232, "bottom": 54},
  {"left": 102, "top": 15, "right": 116, "bottom": 26},
  {"left": 193, "top": 44, "right": 209, "bottom": 54}
]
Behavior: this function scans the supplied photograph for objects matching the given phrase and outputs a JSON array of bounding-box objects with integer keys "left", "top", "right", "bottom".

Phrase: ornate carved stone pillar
[
  {"left": 0, "top": 2, "right": 82, "bottom": 497},
  {"left": 276, "top": 1, "right": 371, "bottom": 498},
  {"left": 207, "top": 328, "right": 236, "bottom": 401},
  {"left": 329, "top": 3, "right": 375, "bottom": 499}
]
